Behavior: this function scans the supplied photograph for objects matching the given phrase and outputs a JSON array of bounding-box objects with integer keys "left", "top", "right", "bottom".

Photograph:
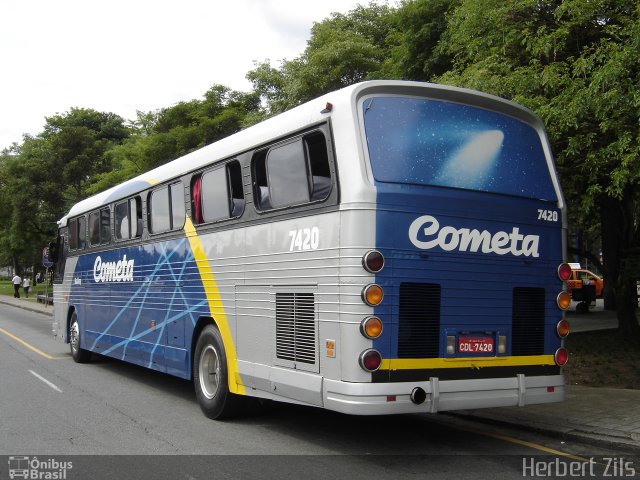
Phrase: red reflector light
[
  {"left": 359, "top": 349, "right": 382, "bottom": 372},
  {"left": 558, "top": 263, "right": 572, "bottom": 281},
  {"left": 555, "top": 347, "right": 568, "bottom": 366},
  {"left": 387, "top": 395, "right": 396, "bottom": 402},
  {"left": 547, "top": 386, "right": 555, "bottom": 393},
  {"left": 363, "top": 250, "right": 385, "bottom": 273}
]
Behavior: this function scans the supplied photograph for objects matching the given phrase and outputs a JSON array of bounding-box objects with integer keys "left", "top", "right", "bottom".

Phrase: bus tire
[
  {"left": 194, "top": 324, "right": 242, "bottom": 419},
  {"left": 69, "top": 311, "right": 91, "bottom": 363}
]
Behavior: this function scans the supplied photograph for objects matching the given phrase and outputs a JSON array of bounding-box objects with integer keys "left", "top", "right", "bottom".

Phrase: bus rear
[{"left": 325, "top": 83, "right": 568, "bottom": 414}]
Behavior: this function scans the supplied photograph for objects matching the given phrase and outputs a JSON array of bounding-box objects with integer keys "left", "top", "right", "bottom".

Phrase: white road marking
[{"left": 29, "top": 369, "right": 63, "bottom": 393}]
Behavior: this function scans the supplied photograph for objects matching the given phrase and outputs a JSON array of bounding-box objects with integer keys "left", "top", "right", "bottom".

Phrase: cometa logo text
[
  {"left": 93, "top": 255, "right": 135, "bottom": 282},
  {"left": 409, "top": 215, "right": 540, "bottom": 258}
]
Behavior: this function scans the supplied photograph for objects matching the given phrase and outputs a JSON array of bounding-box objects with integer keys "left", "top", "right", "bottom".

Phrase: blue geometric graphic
[{"left": 70, "top": 237, "right": 209, "bottom": 378}]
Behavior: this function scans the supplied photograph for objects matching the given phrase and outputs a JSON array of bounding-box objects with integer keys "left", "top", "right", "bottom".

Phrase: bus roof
[{"left": 59, "top": 80, "right": 550, "bottom": 226}]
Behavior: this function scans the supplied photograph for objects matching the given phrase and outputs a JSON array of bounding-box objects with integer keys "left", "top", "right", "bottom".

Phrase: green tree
[
  {"left": 386, "top": 0, "right": 460, "bottom": 81},
  {"left": 87, "top": 85, "right": 261, "bottom": 194},
  {"left": 0, "top": 109, "right": 130, "bottom": 274},
  {"left": 437, "top": 0, "right": 640, "bottom": 337},
  {"left": 248, "top": 2, "right": 399, "bottom": 114}
]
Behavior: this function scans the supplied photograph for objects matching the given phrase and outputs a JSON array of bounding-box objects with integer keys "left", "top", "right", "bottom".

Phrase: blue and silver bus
[{"left": 51, "top": 80, "right": 571, "bottom": 419}]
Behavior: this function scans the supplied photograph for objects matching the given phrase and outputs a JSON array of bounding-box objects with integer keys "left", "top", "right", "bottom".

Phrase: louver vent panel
[
  {"left": 512, "top": 287, "right": 545, "bottom": 356},
  {"left": 276, "top": 293, "right": 316, "bottom": 364},
  {"left": 398, "top": 283, "right": 441, "bottom": 358}
]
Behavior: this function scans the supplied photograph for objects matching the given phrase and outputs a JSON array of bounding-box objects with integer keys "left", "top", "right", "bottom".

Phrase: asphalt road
[{"left": 0, "top": 304, "right": 634, "bottom": 480}]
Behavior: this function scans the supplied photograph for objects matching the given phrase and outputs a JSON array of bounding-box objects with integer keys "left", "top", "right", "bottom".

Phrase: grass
[
  {"left": 0, "top": 279, "right": 51, "bottom": 303},
  {"left": 1, "top": 280, "right": 637, "bottom": 389},
  {"left": 564, "top": 330, "right": 640, "bottom": 390}
]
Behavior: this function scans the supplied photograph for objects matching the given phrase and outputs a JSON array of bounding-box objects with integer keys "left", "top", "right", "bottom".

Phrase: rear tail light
[
  {"left": 446, "top": 336, "right": 455, "bottom": 354},
  {"left": 359, "top": 349, "right": 382, "bottom": 372},
  {"left": 556, "top": 319, "right": 570, "bottom": 338},
  {"left": 363, "top": 250, "right": 385, "bottom": 273},
  {"left": 554, "top": 347, "right": 568, "bottom": 366},
  {"left": 498, "top": 335, "right": 507, "bottom": 354},
  {"left": 362, "top": 284, "right": 384, "bottom": 306},
  {"left": 361, "top": 316, "right": 383, "bottom": 339},
  {"left": 557, "top": 263, "right": 572, "bottom": 281},
  {"left": 557, "top": 291, "right": 571, "bottom": 310}
]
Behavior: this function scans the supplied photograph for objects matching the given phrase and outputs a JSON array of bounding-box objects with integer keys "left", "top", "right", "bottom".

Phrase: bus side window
[
  {"left": 53, "top": 232, "right": 66, "bottom": 282},
  {"left": 115, "top": 197, "right": 142, "bottom": 240},
  {"left": 149, "top": 187, "right": 170, "bottom": 233},
  {"left": 252, "top": 150, "right": 271, "bottom": 210},
  {"left": 69, "top": 218, "right": 79, "bottom": 250},
  {"left": 305, "top": 131, "right": 331, "bottom": 201},
  {"left": 115, "top": 201, "right": 129, "bottom": 239},
  {"left": 228, "top": 160, "right": 245, "bottom": 217},
  {"left": 88, "top": 211, "right": 100, "bottom": 246},
  {"left": 78, "top": 216, "right": 86, "bottom": 249},
  {"left": 149, "top": 183, "right": 184, "bottom": 233},
  {"left": 132, "top": 197, "right": 143, "bottom": 237},
  {"left": 252, "top": 131, "right": 331, "bottom": 211},
  {"left": 267, "top": 140, "right": 310, "bottom": 208},
  {"left": 100, "top": 207, "right": 111, "bottom": 244},
  {"left": 170, "top": 182, "right": 185, "bottom": 230},
  {"left": 201, "top": 167, "right": 231, "bottom": 222},
  {"left": 191, "top": 175, "right": 204, "bottom": 224},
  {"left": 89, "top": 208, "right": 111, "bottom": 245},
  {"left": 199, "top": 160, "right": 245, "bottom": 223}
]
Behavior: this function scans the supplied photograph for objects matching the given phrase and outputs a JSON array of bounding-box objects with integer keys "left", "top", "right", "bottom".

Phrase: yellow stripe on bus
[
  {"left": 183, "top": 217, "right": 246, "bottom": 396},
  {"left": 380, "top": 355, "right": 555, "bottom": 370}
]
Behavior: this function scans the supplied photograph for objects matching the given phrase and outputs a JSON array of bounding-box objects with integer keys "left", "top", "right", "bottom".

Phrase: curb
[
  {"left": 0, "top": 298, "right": 52, "bottom": 317},
  {"left": 447, "top": 412, "right": 640, "bottom": 454}
]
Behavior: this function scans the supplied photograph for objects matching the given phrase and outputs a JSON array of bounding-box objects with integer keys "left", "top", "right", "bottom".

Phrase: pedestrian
[
  {"left": 22, "top": 276, "right": 31, "bottom": 298},
  {"left": 11, "top": 274, "right": 21, "bottom": 298}
]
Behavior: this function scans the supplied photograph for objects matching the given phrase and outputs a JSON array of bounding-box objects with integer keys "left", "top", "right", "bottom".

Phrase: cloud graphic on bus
[{"left": 434, "top": 130, "right": 504, "bottom": 190}]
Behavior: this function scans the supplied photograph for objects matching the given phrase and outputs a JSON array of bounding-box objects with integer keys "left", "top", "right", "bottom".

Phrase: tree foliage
[
  {"left": 0, "top": 108, "right": 130, "bottom": 274},
  {"left": 247, "top": 3, "right": 399, "bottom": 114},
  {"left": 435, "top": 0, "right": 640, "bottom": 335},
  {"left": 1, "top": 0, "right": 638, "bottom": 336}
]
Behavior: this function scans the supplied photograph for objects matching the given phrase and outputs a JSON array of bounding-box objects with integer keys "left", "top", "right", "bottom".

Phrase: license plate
[{"left": 458, "top": 337, "right": 494, "bottom": 354}]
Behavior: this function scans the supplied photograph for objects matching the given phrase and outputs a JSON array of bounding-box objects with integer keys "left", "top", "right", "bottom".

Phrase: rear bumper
[{"left": 323, "top": 374, "right": 565, "bottom": 415}]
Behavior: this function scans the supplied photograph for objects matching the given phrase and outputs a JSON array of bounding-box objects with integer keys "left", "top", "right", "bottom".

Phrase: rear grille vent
[
  {"left": 398, "top": 283, "right": 441, "bottom": 358},
  {"left": 512, "top": 287, "right": 545, "bottom": 355},
  {"left": 276, "top": 293, "right": 316, "bottom": 364}
]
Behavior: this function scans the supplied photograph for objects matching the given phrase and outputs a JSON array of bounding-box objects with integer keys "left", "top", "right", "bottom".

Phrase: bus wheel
[
  {"left": 69, "top": 311, "right": 91, "bottom": 363},
  {"left": 194, "top": 324, "right": 242, "bottom": 419}
]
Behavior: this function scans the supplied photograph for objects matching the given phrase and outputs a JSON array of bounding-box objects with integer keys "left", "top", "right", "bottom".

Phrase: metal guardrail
[{"left": 36, "top": 292, "right": 53, "bottom": 305}]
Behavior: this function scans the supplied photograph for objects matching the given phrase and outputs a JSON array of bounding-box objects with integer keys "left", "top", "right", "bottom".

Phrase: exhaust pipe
[{"left": 410, "top": 387, "right": 427, "bottom": 405}]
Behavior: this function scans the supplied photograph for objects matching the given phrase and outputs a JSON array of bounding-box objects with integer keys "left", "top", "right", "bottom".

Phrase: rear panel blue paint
[
  {"left": 371, "top": 185, "right": 563, "bottom": 359},
  {"left": 363, "top": 96, "right": 564, "bottom": 362}
]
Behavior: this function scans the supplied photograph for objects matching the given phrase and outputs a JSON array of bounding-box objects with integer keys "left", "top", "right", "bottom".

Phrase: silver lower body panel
[{"left": 323, "top": 374, "right": 565, "bottom": 415}]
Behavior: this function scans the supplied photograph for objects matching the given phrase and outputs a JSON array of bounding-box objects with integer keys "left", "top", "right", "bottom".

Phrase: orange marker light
[
  {"left": 361, "top": 316, "right": 383, "bottom": 339},
  {"left": 556, "top": 319, "right": 570, "bottom": 338},
  {"left": 362, "top": 284, "right": 384, "bottom": 306},
  {"left": 556, "top": 291, "right": 571, "bottom": 310}
]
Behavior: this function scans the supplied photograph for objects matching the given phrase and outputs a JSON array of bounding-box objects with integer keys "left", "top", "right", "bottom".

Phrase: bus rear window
[{"left": 362, "top": 96, "right": 557, "bottom": 201}]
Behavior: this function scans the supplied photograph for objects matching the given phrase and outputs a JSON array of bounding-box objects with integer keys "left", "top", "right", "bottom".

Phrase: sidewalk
[
  {"left": 1, "top": 294, "right": 638, "bottom": 452},
  {"left": 453, "top": 386, "right": 640, "bottom": 452},
  {"left": 0, "top": 294, "right": 53, "bottom": 316},
  {"left": 455, "top": 303, "right": 640, "bottom": 452}
]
